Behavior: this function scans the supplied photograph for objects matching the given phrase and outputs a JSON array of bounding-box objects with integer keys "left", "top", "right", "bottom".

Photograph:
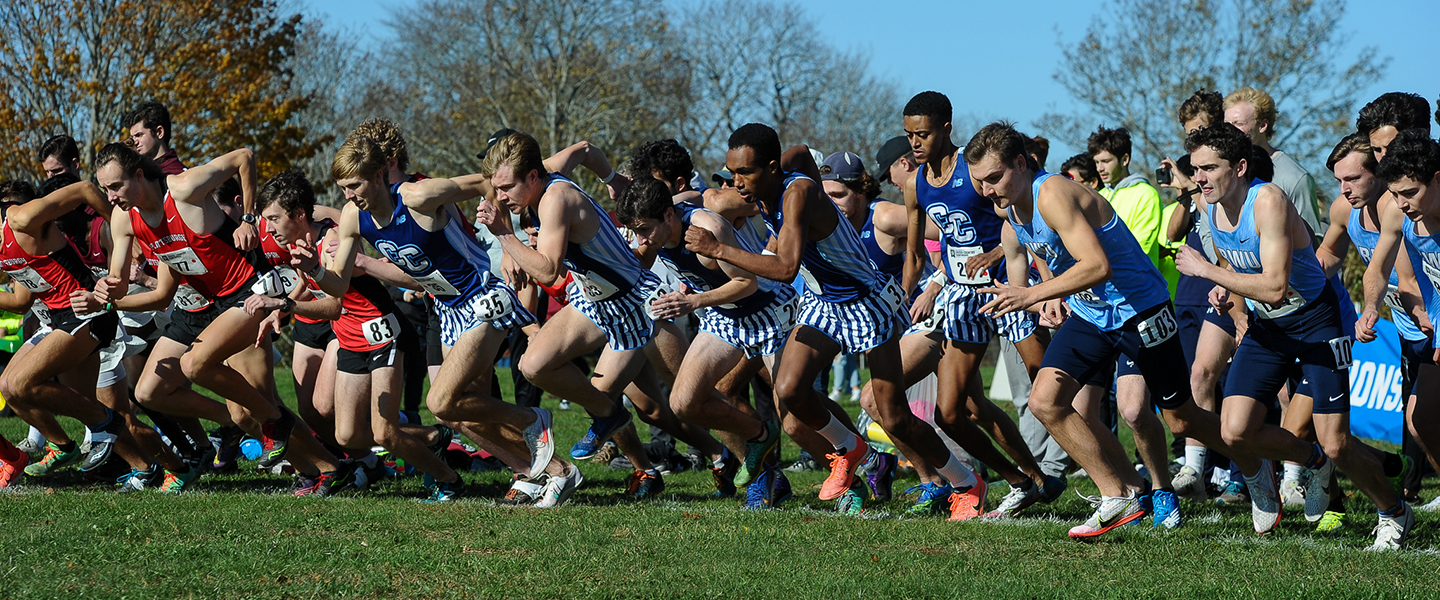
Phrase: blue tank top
[
  {"left": 1349, "top": 207, "right": 1425, "bottom": 340},
  {"left": 760, "top": 172, "right": 881, "bottom": 303},
  {"left": 1400, "top": 218, "right": 1440, "bottom": 338},
  {"left": 916, "top": 156, "right": 1005, "bottom": 284},
  {"left": 861, "top": 201, "right": 905, "bottom": 280},
  {"left": 656, "top": 202, "right": 794, "bottom": 318},
  {"left": 533, "top": 174, "right": 651, "bottom": 297},
  {"left": 357, "top": 183, "right": 493, "bottom": 307},
  {"left": 1208, "top": 180, "right": 1328, "bottom": 316},
  {"left": 1007, "top": 171, "right": 1170, "bottom": 331}
]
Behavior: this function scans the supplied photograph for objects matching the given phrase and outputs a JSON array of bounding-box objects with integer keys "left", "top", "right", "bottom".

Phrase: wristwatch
[
  {"left": 281, "top": 297, "right": 296, "bottom": 313},
  {"left": 241, "top": 213, "right": 257, "bottom": 225}
]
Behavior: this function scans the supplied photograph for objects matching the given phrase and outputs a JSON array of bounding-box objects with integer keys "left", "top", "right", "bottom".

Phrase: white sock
[
  {"left": 83, "top": 428, "right": 93, "bottom": 446},
  {"left": 817, "top": 414, "right": 856, "bottom": 451},
  {"left": 1185, "top": 445, "right": 1207, "bottom": 472},
  {"left": 26, "top": 426, "right": 45, "bottom": 446},
  {"left": 938, "top": 455, "right": 977, "bottom": 489},
  {"left": 1282, "top": 462, "right": 1304, "bottom": 483}
]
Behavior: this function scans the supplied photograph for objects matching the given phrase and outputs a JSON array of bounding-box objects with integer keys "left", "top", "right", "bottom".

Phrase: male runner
[{"left": 124, "top": 101, "right": 186, "bottom": 176}]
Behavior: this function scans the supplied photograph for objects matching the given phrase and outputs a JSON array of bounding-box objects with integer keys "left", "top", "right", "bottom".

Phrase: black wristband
[{"left": 281, "top": 297, "right": 296, "bottom": 313}]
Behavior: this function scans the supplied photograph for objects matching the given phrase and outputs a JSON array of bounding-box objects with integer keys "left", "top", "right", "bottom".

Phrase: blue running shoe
[
  {"left": 864, "top": 451, "right": 896, "bottom": 503},
  {"left": 1152, "top": 489, "right": 1181, "bottom": 529},
  {"left": 744, "top": 467, "right": 792, "bottom": 510},
  {"left": 903, "top": 482, "right": 954, "bottom": 516},
  {"left": 570, "top": 406, "right": 633, "bottom": 460},
  {"left": 421, "top": 472, "right": 465, "bottom": 503}
]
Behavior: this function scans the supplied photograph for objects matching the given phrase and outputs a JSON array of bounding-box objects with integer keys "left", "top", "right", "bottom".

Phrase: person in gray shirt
[{"left": 1224, "top": 87, "right": 1326, "bottom": 244}]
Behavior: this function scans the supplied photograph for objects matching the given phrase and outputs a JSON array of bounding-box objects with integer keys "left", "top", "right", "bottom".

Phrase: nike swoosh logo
[
  {"left": 1328, "top": 395, "right": 1343, "bottom": 402},
  {"left": 166, "top": 216, "right": 177, "bottom": 223},
  {"left": 1162, "top": 393, "right": 1179, "bottom": 401}
]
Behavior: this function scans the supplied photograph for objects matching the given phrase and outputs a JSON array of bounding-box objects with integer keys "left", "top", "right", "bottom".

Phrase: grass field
[{"left": 2, "top": 367, "right": 1439, "bottom": 599}]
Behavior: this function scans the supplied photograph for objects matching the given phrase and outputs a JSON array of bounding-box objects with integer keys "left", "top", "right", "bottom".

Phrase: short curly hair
[
  {"left": 352, "top": 119, "right": 410, "bottom": 172},
  {"left": 1376, "top": 129, "right": 1440, "bottom": 185},
  {"left": 1177, "top": 89, "right": 1224, "bottom": 128},
  {"left": 1184, "top": 123, "right": 1253, "bottom": 173}
]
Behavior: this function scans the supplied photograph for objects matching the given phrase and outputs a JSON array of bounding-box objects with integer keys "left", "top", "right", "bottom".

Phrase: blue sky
[{"left": 301, "top": 0, "right": 1440, "bottom": 165}]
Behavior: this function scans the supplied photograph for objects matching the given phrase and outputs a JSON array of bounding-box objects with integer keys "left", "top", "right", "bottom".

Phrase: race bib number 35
[{"left": 470, "top": 287, "right": 516, "bottom": 322}]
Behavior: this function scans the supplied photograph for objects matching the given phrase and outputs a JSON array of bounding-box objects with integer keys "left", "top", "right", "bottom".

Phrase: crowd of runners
[{"left": 1, "top": 87, "right": 1438, "bottom": 551}]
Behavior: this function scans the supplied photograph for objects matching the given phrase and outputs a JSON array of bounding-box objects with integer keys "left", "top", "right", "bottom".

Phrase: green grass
[{"left": 2, "top": 367, "right": 1439, "bottom": 599}]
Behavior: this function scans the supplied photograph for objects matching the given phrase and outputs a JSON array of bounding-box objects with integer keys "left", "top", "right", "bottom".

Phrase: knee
[
  {"left": 372, "top": 423, "right": 400, "bottom": 449},
  {"left": 936, "top": 403, "right": 968, "bottom": 429},
  {"left": 426, "top": 395, "right": 458, "bottom": 423},
  {"left": 1220, "top": 420, "right": 1253, "bottom": 450},
  {"left": 179, "top": 351, "right": 208, "bottom": 381},
  {"left": 0, "top": 374, "right": 21, "bottom": 405},
  {"left": 772, "top": 374, "right": 805, "bottom": 407},
  {"left": 517, "top": 353, "right": 548, "bottom": 382}
]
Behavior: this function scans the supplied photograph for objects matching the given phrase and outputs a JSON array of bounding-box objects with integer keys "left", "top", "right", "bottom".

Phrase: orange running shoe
[
  {"left": 0, "top": 452, "right": 27, "bottom": 489},
  {"left": 948, "top": 477, "right": 989, "bottom": 521},
  {"left": 819, "top": 436, "right": 868, "bottom": 501}
]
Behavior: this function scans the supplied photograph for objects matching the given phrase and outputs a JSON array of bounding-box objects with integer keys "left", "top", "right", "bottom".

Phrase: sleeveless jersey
[
  {"left": 760, "top": 172, "right": 881, "bottom": 303},
  {"left": 1348, "top": 207, "right": 1425, "bottom": 340},
  {"left": 298, "top": 236, "right": 403, "bottom": 353},
  {"left": 0, "top": 221, "right": 97, "bottom": 310},
  {"left": 1208, "top": 180, "right": 1327, "bottom": 318},
  {"left": 656, "top": 202, "right": 791, "bottom": 318},
  {"left": 1008, "top": 171, "right": 1169, "bottom": 331},
  {"left": 259, "top": 219, "right": 332, "bottom": 325},
  {"left": 128, "top": 191, "right": 256, "bottom": 300},
  {"left": 1400, "top": 218, "right": 1440, "bottom": 338},
  {"left": 860, "top": 201, "right": 905, "bottom": 279},
  {"left": 357, "top": 183, "right": 494, "bottom": 308},
  {"left": 916, "top": 156, "right": 1005, "bottom": 284},
  {"left": 533, "top": 174, "right": 650, "bottom": 300}
]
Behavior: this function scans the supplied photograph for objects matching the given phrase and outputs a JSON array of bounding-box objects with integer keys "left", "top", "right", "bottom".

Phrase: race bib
[
  {"left": 1137, "top": 306, "right": 1179, "bottom": 348},
  {"left": 877, "top": 276, "right": 905, "bottom": 314},
  {"left": 362, "top": 313, "right": 400, "bottom": 346},
  {"left": 469, "top": 287, "right": 516, "bottom": 322},
  {"left": 946, "top": 245, "right": 991, "bottom": 285},
  {"left": 1383, "top": 285, "right": 1405, "bottom": 314},
  {"left": 642, "top": 284, "right": 672, "bottom": 320},
  {"left": 156, "top": 246, "right": 208, "bottom": 276},
  {"left": 773, "top": 295, "right": 799, "bottom": 329},
  {"left": 31, "top": 302, "right": 51, "bottom": 327},
  {"left": 412, "top": 270, "right": 460, "bottom": 297},
  {"left": 1251, "top": 286, "right": 1307, "bottom": 319},
  {"left": 1423, "top": 260, "right": 1440, "bottom": 295},
  {"left": 914, "top": 301, "right": 946, "bottom": 332},
  {"left": 1071, "top": 288, "right": 1107, "bottom": 307},
  {"left": 1329, "top": 336, "right": 1354, "bottom": 369},
  {"left": 250, "top": 269, "right": 288, "bottom": 298},
  {"left": 573, "top": 270, "right": 620, "bottom": 302},
  {"left": 173, "top": 283, "right": 212, "bottom": 312},
  {"left": 4, "top": 266, "right": 53, "bottom": 293},
  {"left": 797, "top": 265, "right": 823, "bottom": 295},
  {"left": 277, "top": 267, "right": 304, "bottom": 294}
]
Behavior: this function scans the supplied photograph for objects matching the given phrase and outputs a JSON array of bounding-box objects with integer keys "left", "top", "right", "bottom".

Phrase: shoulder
[
  {"left": 873, "top": 200, "right": 907, "bottom": 231},
  {"left": 1251, "top": 183, "right": 1293, "bottom": 218}
]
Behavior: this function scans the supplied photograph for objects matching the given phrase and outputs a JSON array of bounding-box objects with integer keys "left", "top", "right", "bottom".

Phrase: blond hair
[
  {"left": 480, "top": 132, "right": 547, "bottom": 180},
  {"left": 352, "top": 119, "right": 409, "bottom": 172},
  {"left": 331, "top": 135, "right": 389, "bottom": 183},
  {"left": 1225, "top": 87, "right": 1279, "bottom": 134}
]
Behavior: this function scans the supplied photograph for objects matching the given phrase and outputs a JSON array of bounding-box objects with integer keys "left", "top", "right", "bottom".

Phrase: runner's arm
[
  {"left": 690, "top": 212, "right": 758, "bottom": 309},
  {"left": 400, "top": 174, "right": 487, "bottom": 213},
  {"left": 701, "top": 187, "right": 760, "bottom": 223},
  {"left": 113, "top": 264, "right": 180, "bottom": 312},
  {"left": 1195, "top": 186, "right": 1294, "bottom": 305},
  {"left": 693, "top": 181, "right": 816, "bottom": 283},
  {"left": 298, "top": 205, "right": 363, "bottom": 298},
  {"left": 1313, "top": 197, "right": 1352, "bottom": 277},
  {"left": 492, "top": 190, "right": 573, "bottom": 287},
  {"left": 0, "top": 286, "right": 32, "bottom": 314},
  {"left": 901, "top": 174, "right": 928, "bottom": 295},
  {"left": 1012, "top": 183, "right": 1114, "bottom": 303},
  {"left": 7, "top": 181, "right": 109, "bottom": 236},
  {"left": 168, "top": 149, "right": 257, "bottom": 215},
  {"left": 1359, "top": 199, "right": 1408, "bottom": 335}
]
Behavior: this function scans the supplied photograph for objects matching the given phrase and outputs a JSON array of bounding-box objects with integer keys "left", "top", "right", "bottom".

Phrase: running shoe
[
  {"left": 186, "top": 444, "right": 218, "bottom": 475},
  {"left": 1039, "top": 474, "right": 1068, "bottom": 504},
  {"left": 295, "top": 470, "right": 347, "bottom": 498},
  {"left": 24, "top": 442, "right": 81, "bottom": 476},
  {"left": 1418, "top": 496, "right": 1440, "bottom": 513},
  {"left": 984, "top": 480, "right": 1042, "bottom": 518},
  {"left": 1, "top": 452, "right": 29, "bottom": 488},
  {"left": 535, "top": 462, "right": 583, "bottom": 508},
  {"left": 80, "top": 430, "right": 118, "bottom": 472},
  {"left": 863, "top": 451, "right": 897, "bottom": 503},
  {"left": 522, "top": 408, "right": 555, "bottom": 479},
  {"left": 1067, "top": 495, "right": 1146, "bottom": 538},
  {"left": 819, "top": 436, "right": 869, "bottom": 501},
  {"left": 784, "top": 450, "right": 823, "bottom": 472},
  {"left": 258, "top": 409, "right": 297, "bottom": 469},
  {"left": 1303, "top": 453, "right": 1334, "bottom": 523},
  {"left": 116, "top": 466, "right": 158, "bottom": 493},
  {"left": 1215, "top": 480, "right": 1248, "bottom": 505},
  {"left": 1387, "top": 455, "right": 1413, "bottom": 498},
  {"left": 1171, "top": 465, "right": 1207, "bottom": 501},
  {"left": 288, "top": 474, "right": 317, "bottom": 495},
  {"left": 836, "top": 489, "right": 864, "bottom": 516},
  {"left": 735, "top": 421, "right": 780, "bottom": 487},
  {"left": 591, "top": 442, "right": 620, "bottom": 465},
  {"left": 711, "top": 450, "right": 739, "bottom": 498},
  {"left": 421, "top": 473, "right": 465, "bottom": 503},
  {"left": 1243, "top": 459, "right": 1282, "bottom": 534},
  {"left": 743, "top": 466, "right": 791, "bottom": 510},
  {"left": 1152, "top": 489, "right": 1181, "bottom": 529},
  {"left": 501, "top": 474, "right": 543, "bottom": 506},
  {"left": 570, "top": 406, "right": 632, "bottom": 460},
  {"left": 427, "top": 424, "right": 455, "bottom": 457},
  {"left": 1280, "top": 477, "right": 1305, "bottom": 507},
  {"left": 903, "top": 482, "right": 953, "bottom": 516},
  {"left": 159, "top": 466, "right": 201, "bottom": 495},
  {"left": 1315, "top": 510, "right": 1346, "bottom": 533},
  {"left": 948, "top": 478, "right": 988, "bottom": 521},
  {"left": 15, "top": 437, "right": 44, "bottom": 457},
  {"left": 1368, "top": 503, "right": 1414, "bottom": 551},
  {"left": 623, "top": 470, "right": 664, "bottom": 500},
  {"left": 210, "top": 426, "right": 245, "bottom": 473},
  {"left": 558, "top": 399, "right": 572, "bottom": 411}
]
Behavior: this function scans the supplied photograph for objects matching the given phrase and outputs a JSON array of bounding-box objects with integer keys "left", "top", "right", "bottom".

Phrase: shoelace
[{"left": 1073, "top": 487, "right": 1103, "bottom": 507}]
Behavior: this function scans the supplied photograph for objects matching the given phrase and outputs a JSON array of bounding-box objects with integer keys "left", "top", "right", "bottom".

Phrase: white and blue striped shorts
[
  {"left": 568, "top": 273, "right": 661, "bottom": 352},
  {"left": 436, "top": 279, "right": 536, "bottom": 348},
  {"left": 699, "top": 293, "right": 799, "bottom": 359},
  {"left": 908, "top": 281, "right": 1036, "bottom": 344},
  {"left": 796, "top": 276, "right": 908, "bottom": 355}
]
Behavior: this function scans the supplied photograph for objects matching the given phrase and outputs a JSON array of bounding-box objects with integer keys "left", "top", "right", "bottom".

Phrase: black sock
[
  {"left": 1381, "top": 452, "right": 1404, "bottom": 478},
  {"left": 56, "top": 441, "right": 76, "bottom": 453},
  {"left": 1015, "top": 478, "right": 1034, "bottom": 491}
]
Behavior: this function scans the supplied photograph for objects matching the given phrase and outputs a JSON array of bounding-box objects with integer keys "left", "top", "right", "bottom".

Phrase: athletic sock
[
  {"left": 1303, "top": 443, "right": 1326, "bottom": 470},
  {"left": 1184, "top": 445, "right": 1207, "bottom": 472},
  {"left": 747, "top": 423, "right": 771, "bottom": 444},
  {"left": 712, "top": 457, "right": 724, "bottom": 470},
  {"left": 938, "top": 455, "right": 977, "bottom": 489},
  {"left": 644, "top": 468, "right": 660, "bottom": 477},
  {"left": 1282, "top": 462, "right": 1304, "bottom": 483},
  {"left": 26, "top": 426, "right": 45, "bottom": 448},
  {"left": 1381, "top": 452, "right": 1404, "bottom": 478},
  {"left": 817, "top": 414, "right": 856, "bottom": 452},
  {"left": 1013, "top": 478, "right": 1035, "bottom": 491},
  {"left": 1379, "top": 500, "right": 1408, "bottom": 518},
  {"left": 86, "top": 408, "right": 116, "bottom": 433}
]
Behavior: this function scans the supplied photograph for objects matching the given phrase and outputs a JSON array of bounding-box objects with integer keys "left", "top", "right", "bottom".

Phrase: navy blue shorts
[
  {"left": 1175, "top": 304, "right": 1208, "bottom": 366},
  {"left": 1227, "top": 286, "right": 1353, "bottom": 414},
  {"left": 1202, "top": 305, "right": 1237, "bottom": 337},
  {"left": 1043, "top": 301, "right": 1190, "bottom": 409}
]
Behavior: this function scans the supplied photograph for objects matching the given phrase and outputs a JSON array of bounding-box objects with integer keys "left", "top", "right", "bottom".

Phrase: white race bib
[
  {"left": 173, "top": 283, "right": 212, "bottom": 312},
  {"left": 1329, "top": 336, "right": 1354, "bottom": 369},
  {"left": 1137, "top": 306, "right": 1179, "bottom": 348},
  {"left": 914, "top": 300, "right": 946, "bottom": 332},
  {"left": 4, "top": 266, "right": 53, "bottom": 293},
  {"left": 1383, "top": 285, "right": 1405, "bottom": 314},
  {"left": 772, "top": 295, "right": 800, "bottom": 329},
  {"left": 1251, "top": 286, "right": 1307, "bottom": 319},
  {"left": 642, "top": 284, "right": 672, "bottom": 320},
  {"left": 946, "top": 245, "right": 991, "bottom": 285},
  {"left": 877, "top": 276, "right": 905, "bottom": 314},
  {"left": 277, "top": 267, "right": 304, "bottom": 294},
  {"left": 1071, "top": 288, "right": 1107, "bottom": 307},
  {"left": 469, "top": 287, "right": 516, "bottom": 322},
  {"left": 156, "top": 246, "right": 208, "bottom": 276},
  {"left": 361, "top": 313, "right": 400, "bottom": 346},
  {"left": 412, "top": 270, "right": 460, "bottom": 297},
  {"left": 1423, "top": 260, "right": 1440, "bottom": 296},
  {"left": 250, "top": 269, "right": 288, "bottom": 298},
  {"left": 797, "top": 265, "right": 823, "bottom": 295},
  {"left": 573, "top": 271, "right": 620, "bottom": 302},
  {"left": 31, "top": 301, "right": 51, "bottom": 327}
]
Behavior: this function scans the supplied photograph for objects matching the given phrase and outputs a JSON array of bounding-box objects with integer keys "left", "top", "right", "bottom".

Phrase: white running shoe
[
  {"left": 1279, "top": 477, "right": 1305, "bottom": 507},
  {"left": 523, "top": 407, "right": 555, "bottom": 479},
  {"left": 984, "top": 482, "right": 1043, "bottom": 518},
  {"left": 1243, "top": 458, "right": 1281, "bottom": 534},
  {"left": 1303, "top": 453, "right": 1334, "bottom": 523},
  {"left": 1368, "top": 504, "right": 1414, "bottom": 551},
  {"left": 1417, "top": 496, "right": 1440, "bottom": 513},
  {"left": 1067, "top": 495, "right": 1145, "bottom": 538},
  {"left": 535, "top": 461, "right": 583, "bottom": 508},
  {"left": 15, "top": 437, "right": 44, "bottom": 457},
  {"left": 1172, "top": 465, "right": 1207, "bottom": 501}
]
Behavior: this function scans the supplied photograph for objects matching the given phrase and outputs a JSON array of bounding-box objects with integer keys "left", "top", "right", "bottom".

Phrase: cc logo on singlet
[
  {"left": 374, "top": 240, "right": 432, "bottom": 273},
  {"left": 926, "top": 205, "right": 977, "bottom": 245}
]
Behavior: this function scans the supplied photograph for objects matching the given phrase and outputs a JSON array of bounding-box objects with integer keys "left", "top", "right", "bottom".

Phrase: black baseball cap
[
  {"left": 476, "top": 128, "right": 518, "bottom": 160},
  {"left": 875, "top": 136, "right": 910, "bottom": 182}
]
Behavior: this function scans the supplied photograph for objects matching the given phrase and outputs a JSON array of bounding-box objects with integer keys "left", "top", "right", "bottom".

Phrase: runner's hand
[
  {"left": 684, "top": 226, "right": 722, "bottom": 258},
  {"left": 288, "top": 231, "right": 319, "bottom": 274},
  {"left": 244, "top": 294, "right": 287, "bottom": 316},
  {"left": 94, "top": 275, "right": 125, "bottom": 302},
  {"left": 69, "top": 290, "right": 103, "bottom": 315},
  {"left": 1208, "top": 285, "right": 1232, "bottom": 313},
  {"left": 476, "top": 200, "right": 513, "bottom": 235},
  {"left": 1356, "top": 309, "right": 1379, "bottom": 343},
  {"left": 1174, "top": 246, "right": 1209, "bottom": 277},
  {"left": 233, "top": 221, "right": 259, "bottom": 251},
  {"left": 965, "top": 247, "right": 1003, "bottom": 279},
  {"left": 909, "top": 282, "right": 940, "bottom": 324},
  {"left": 1039, "top": 298, "right": 1068, "bottom": 328},
  {"left": 649, "top": 283, "right": 697, "bottom": 320},
  {"left": 255, "top": 311, "right": 283, "bottom": 348},
  {"left": 978, "top": 281, "right": 1033, "bottom": 317}
]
